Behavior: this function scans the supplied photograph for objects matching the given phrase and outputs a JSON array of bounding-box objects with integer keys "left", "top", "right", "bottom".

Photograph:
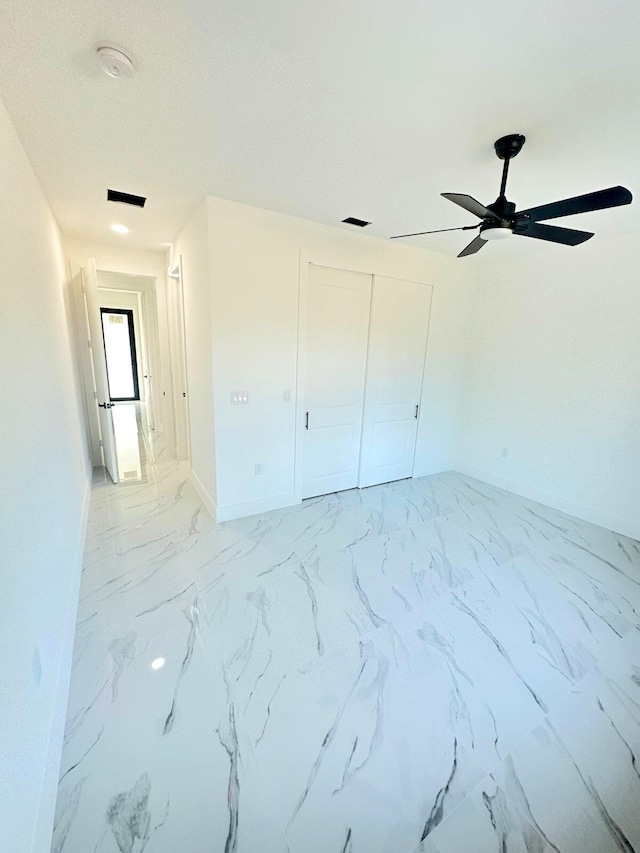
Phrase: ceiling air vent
[
  {"left": 342, "top": 217, "right": 371, "bottom": 227},
  {"left": 107, "top": 189, "right": 146, "bottom": 208}
]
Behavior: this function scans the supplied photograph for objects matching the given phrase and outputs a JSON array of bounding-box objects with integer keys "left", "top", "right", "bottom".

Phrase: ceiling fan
[{"left": 390, "top": 134, "right": 632, "bottom": 257}]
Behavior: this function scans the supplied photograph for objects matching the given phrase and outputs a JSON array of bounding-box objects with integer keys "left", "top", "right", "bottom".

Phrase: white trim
[
  {"left": 412, "top": 464, "right": 451, "bottom": 479},
  {"left": 216, "top": 491, "right": 300, "bottom": 523},
  {"left": 456, "top": 464, "right": 640, "bottom": 541},
  {"left": 293, "top": 251, "right": 308, "bottom": 502},
  {"left": 34, "top": 476, "right": 91, "bottom": 850},
  {"left": 190, "top": 469, "right": 217, "bottom": 521}
]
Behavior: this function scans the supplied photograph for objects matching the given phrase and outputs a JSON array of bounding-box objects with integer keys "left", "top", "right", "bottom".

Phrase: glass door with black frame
[{"left": 100, "top": 307, "right": 140, "bottom": 402}]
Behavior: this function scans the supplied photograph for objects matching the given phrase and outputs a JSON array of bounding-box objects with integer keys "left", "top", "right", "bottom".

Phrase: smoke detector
[{"left": 95, "top": 43, "right": 135, "bottom": 80}]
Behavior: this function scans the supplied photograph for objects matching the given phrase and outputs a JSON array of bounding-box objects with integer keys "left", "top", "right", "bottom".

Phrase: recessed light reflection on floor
[{"left": 150, "top": 657, "right": 166, "bottom": 670}]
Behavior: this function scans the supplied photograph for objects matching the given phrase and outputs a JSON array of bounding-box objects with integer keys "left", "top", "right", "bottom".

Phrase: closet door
[
  {"left": 303, "top": 265, "right": 372, "bottom": 499},
  {"left": 358, "top": 276, "right": 432, "bottom": 488}
]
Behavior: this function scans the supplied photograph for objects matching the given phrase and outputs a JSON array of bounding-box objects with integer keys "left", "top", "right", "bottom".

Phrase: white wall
[
  {"left": 460, "top": 236, "right": 640, "bottom": 540},
  {"left": 0, "top": 100, "right": 90, "bottom": 852},
  {"left": 172, "top": 201, "right": 216, "bottom": 512},
  {"left": 203, "top": 196, "right": 476, "bottom": 520},
  {"left": 65, "top": 237, "right": 166, "bottom": 280}
]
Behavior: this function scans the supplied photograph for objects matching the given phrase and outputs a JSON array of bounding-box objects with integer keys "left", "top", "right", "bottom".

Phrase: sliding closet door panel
[
  {"left": 358, "top": 276, "right": 432, "bottom": 488},
  {"left": 303, "top": 265, "right": 372, "bottom": 499}
]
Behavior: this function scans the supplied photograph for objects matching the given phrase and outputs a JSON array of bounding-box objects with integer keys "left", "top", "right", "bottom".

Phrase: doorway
[
  {"left": 100, "top": 307, "right": 140, "bottom": 402},
  {"left": 73, "top": 257, "right": 191, "bottom": 483}
]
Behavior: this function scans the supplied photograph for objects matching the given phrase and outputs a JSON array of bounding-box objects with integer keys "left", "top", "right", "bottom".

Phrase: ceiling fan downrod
[{"left": 491, "top": 133, "right": 526, "bottom": 219}]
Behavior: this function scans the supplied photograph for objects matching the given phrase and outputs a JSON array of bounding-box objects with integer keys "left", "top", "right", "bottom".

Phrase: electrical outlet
[
  {"left": 500, "top": 446, "right": 509, "bottom": 458},
  {"left": 255, "top": 463, "right": 264, "bottom": 476},
  {"left": 230, "top": 390, "right": 249, "bottom": 404}
]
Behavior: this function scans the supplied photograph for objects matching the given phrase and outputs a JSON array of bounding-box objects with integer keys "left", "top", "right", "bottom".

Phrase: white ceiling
[{"left": 1, "top": 0, "right": 640, "bottom": 257}]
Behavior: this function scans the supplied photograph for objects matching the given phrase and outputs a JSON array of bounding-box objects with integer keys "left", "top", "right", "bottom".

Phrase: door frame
[
  {"left": 167, "top": 257, "right": 191, "bottom": 462},
  {"left": 295, "top": 254, "right": 433, "bottom": 502},
  {"left": 100, "top": 307, "right": 141, "bottom": 402}
]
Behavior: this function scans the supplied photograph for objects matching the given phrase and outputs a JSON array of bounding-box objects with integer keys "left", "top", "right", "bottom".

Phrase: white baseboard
[
  {"left": 412, "top": 464, "right": 451, "bottom": 479},
  {"left": 456, "top": 464, "right": 640, "bottom": 541},
  {"left": 34, "top": 475, "right": 91, "bottom": 853},
  {"left": 216, "top": 491, "right": 300, "bottom": 523},
  {"left": 189, "top": 469, "right": 217, "bottom": 521}
]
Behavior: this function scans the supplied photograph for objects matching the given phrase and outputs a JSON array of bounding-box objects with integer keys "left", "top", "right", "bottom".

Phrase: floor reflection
[{"left": 111, "top": 402, "right": 148, "bottom": 483}]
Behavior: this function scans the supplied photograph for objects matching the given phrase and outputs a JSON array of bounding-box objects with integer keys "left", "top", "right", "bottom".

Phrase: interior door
[
  {"left": 139, "top": 291, "right": 155, "bottom": 430},
  {"left": 70, "top": 270, "right": 102, "bottom": 467},
  {"left": 167, "top": 258, "right": 191, "bottom": 461},
  {"left": 303, "top": 265, "right": 372, "bottom": 499},
  {"left": 84, "top": 258, "right": 119, "bottom": 483},
  {"left": 358, "top": 276, "right": 432, "bottom": 488}
]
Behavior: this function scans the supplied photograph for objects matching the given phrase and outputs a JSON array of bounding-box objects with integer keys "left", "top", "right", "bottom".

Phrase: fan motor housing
[
  {"left": 494, "top": 134, "right": 526, "bottom": 161},
  {"left": 487, "top": 197, "right": 516, "bottom": 220}
]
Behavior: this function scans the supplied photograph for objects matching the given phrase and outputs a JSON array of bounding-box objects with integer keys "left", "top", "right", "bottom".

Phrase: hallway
[{"left": 53, "top": 443, "right": 640, "bottom": 851}]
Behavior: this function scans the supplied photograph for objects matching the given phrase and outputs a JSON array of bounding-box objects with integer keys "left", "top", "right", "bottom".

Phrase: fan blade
[
  {"left": 458, "top": 234, "right": 487, "bottom": 257},
  {"left": 516, "top": 186, "right": 632, "bottom": 223},
  {"left": 442, "top": 193, "right": 500, "bottom": 220},
  {"left": 514, "top": 222, "right": 594, "bottom": 246},
  {"left": 390, "top": 224, "right": 479, "bottom": 240}
]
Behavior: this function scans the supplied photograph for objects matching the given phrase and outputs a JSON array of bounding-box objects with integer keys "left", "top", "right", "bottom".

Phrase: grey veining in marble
[
  {"left": 417, "top": 775, "right": 554, "bottom": 852},
  {"left": 51, "top": 412, "right": 640, "bottom": 852}
]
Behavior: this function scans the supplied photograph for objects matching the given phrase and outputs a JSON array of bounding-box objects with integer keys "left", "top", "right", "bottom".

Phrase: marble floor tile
[
  {"left": 401, "top": 512, "right": 510, "bottom": 588},
  {"left": 355, "top": 472, "right": 485, "bottom": 532},
  {"left": 555, "top": 516, "right": 640, "bottom": 566},
  {"left": 452, "top": 574, "right": 579, "bottom": 702},
  {"left": 56, "top": 593, "right": 289, "bottom": 852},
  {"left": 246, "top": 639, "right": 485, "bottom": 853},
  {"left": 53, "top": 706, "right": 289, "bottom": 853},
  {"left": 52, "top": 420, "right": 640, "bottom": 853},
  {"left": 444, "top": 500, "right": 561, "bottom": 568},
  {"left": 456, "top": 568, "right": 600, "bottom": 688},
  {"left": 416, "top": 775, "right": 554, "bottom": 853},
  {"left": 374, "top": 592, "right": 555, "bottom": 773},
  {"left": 531, "top": 538, "right": 640, "bottom": 632},
  {"left": 493, "top": 632, "right": 640, "bottom": 852},
  {"left": 468, "top": 551, "right": 634, "bottom": 673},
  {"left": 197, "top": 546, "right": 368, "bottom": 727}
]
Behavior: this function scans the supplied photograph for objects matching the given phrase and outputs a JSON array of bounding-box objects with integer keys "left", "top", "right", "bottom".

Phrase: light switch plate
[{"left": 230, "top": 390, "right": 249, "bottom": 404}]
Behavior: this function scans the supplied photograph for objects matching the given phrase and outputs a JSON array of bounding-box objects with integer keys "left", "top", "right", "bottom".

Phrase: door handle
[
  {"left": 98, "top": 402, "right": 114, "bottom": 409},
  {"left": 414, "top": 404, "right": 419, "bottom": 419},
  {"left": 305, "top": 412, "right": 309, "bottom": 430}
]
